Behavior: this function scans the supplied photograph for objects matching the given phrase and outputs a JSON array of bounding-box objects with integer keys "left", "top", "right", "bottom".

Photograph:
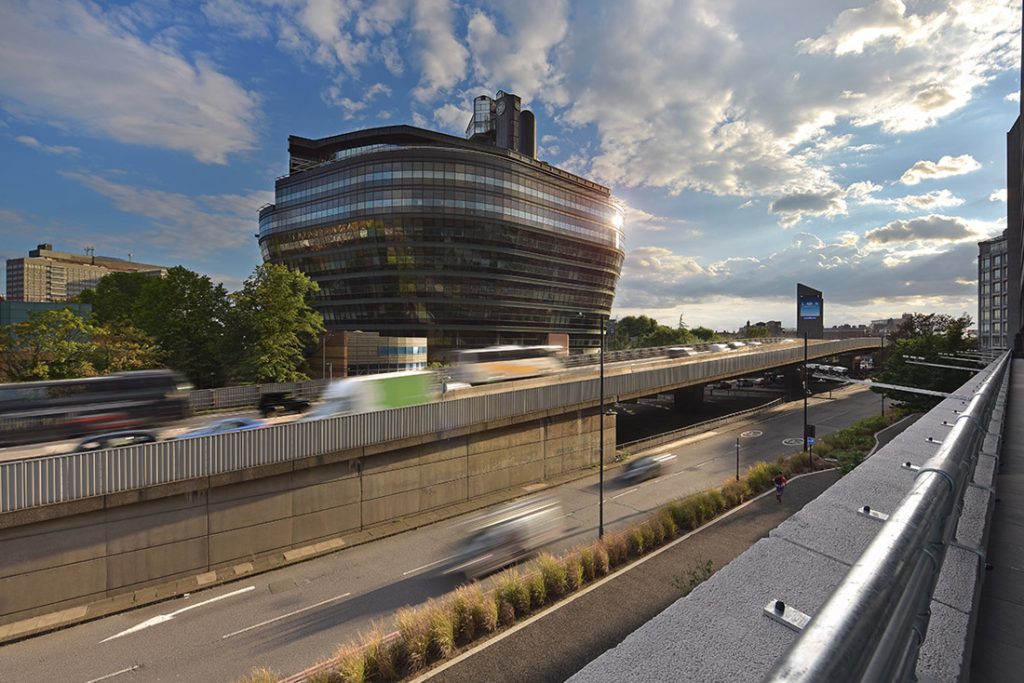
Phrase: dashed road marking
[
  {"left": 101, "top": 585, "right": 255, "bottom": 643},
  {"left": 222, "top": 592, "right": 352, "bottom": 639}
]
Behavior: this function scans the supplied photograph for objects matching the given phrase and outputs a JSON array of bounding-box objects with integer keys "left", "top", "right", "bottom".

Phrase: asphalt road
[{"left": 0, "top": 384, "right": 878, "bottom": 683}]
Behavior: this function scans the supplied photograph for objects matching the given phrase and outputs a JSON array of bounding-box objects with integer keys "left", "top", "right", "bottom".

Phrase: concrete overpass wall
[{"left": 0, "top": 408, "right": 613, "bottom": 628}]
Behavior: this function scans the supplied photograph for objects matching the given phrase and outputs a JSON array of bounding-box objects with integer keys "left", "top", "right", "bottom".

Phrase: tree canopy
[
  {"left": 874, "top": 313, "right": 978, "bottom": 411},
  {"left": 608, "top": 315, "right": 719, "bottom": 350}
]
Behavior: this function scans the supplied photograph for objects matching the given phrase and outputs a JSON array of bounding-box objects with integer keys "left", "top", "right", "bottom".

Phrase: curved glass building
[{"left": 258, "top": 91, "right": 624, "bottom": 357}]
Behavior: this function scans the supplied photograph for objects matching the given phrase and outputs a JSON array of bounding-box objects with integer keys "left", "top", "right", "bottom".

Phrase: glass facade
[{"left": 260, "top": 128, "right": 625, "bottom": 356}]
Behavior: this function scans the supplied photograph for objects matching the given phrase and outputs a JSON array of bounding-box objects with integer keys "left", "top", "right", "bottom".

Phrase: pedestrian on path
[{"left": 773, "top": 474, "right": 787, "bottom": 503}]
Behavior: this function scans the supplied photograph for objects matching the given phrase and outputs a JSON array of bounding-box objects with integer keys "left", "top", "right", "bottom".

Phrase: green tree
[
  {"left": 0, "top": 309, "right": 99, "bottom": 381},
  {"left": 92, "top": 323, "right": 163, "bottom": 374},
  {"left": 743, "top": 326, "right": 770, "bottom": 338},
  {"left": 134, "top": 266, "right": 231, "bottom": 388},
  {"left": 80, "top": 271, "right": 155, "bottom": 325},
  {"left": 227, "top": 263, "right": 325, "bottom": 383},
  {"left": 875, "top": 313, "right": 978, "bottom": 411},
  {"left": 690, "top": 326, "right": 716, "bottom": 342}
]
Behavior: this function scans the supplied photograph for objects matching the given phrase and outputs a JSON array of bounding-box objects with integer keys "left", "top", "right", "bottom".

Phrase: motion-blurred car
[
  {"left": 258, "top": 392, "right": 310, "bottom": 418},
  {"left": 618, "top": 453, "right": 677, "bottom": 484},
  {"left": 179, "top": 417, "right": 265, "bottom": 438},
  {"left": 443, "top": 498, "right": 564, "bottom": 579},
  {"left": 727, "top": 341, "right": 746, "bottom": 349},
  {"left": 72, "top": 430, "right": 159, "bottom": 452},
  {"left": 712, "top": 380, "right": 733, "bottom": 390}
]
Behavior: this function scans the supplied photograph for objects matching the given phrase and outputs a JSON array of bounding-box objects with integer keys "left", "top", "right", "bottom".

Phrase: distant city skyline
[{"left": 0, "top": 0, "right": 1019, "bottom": 330}]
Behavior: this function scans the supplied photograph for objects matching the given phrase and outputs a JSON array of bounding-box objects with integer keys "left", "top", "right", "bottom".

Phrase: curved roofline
[{"left": 287, "top": 124, "right": 610, "bottom": 195}]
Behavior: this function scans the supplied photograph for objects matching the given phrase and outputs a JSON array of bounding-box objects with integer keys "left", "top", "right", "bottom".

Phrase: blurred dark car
[
  {"left": 72, "top": 430, "right": 159, "bottom": 452},
  {"left": 258, "top": 392, "right": 310, "bottom": 418},
  {"left": 712, "top": 381, "right": 733, "bottom": 390},
  {"left": 618, "top": 453, "right": 677, "bottom": 484},
  {"left": 179, "top": 417, "right": 265, "bottom": 438}
]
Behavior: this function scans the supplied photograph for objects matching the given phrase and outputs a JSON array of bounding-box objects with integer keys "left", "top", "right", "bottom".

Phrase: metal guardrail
[
  {"left": 764, "top": 350, "right": 1011, "bottom": 682},
  {"left": 563, "top": 337, "right": 791, "bottom": 367},
  {"left": 0, "top": 338, "right": 878, "bottom": 513},
  {"left": 618, "top": 398, "right": 784, "bottom": 455}
]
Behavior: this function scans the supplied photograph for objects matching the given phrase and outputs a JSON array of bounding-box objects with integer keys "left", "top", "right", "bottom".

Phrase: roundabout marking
[
  {"left": 782, "top": 437, "right": 803, "bottom": 446},
  {"left": 740, "top": 430, "right": 763, "bottom": 438}
]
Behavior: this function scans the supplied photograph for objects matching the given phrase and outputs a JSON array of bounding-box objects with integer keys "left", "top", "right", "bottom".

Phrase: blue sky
[{"left": 0, "top": 0, "right": 1019, "bottom": 330}]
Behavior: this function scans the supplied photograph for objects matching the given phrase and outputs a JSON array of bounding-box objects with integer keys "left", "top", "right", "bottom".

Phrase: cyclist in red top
[{"left": 773, "top": 474, "right": 788, "bottom": 503}]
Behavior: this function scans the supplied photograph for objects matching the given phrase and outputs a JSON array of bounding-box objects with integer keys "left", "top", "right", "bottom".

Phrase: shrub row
[
  {"left": 810, "top": 406, "right": 910, "bottom": 473},
  {"left": 239, "top": 448, "right": 827, "bottom": 683}
]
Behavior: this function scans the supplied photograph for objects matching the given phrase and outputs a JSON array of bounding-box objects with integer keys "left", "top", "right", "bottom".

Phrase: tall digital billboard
[{"left": 797, "top": 283, "right": 824, "bottom": 338}]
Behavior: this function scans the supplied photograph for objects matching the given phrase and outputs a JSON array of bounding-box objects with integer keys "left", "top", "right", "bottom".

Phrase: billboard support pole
[{"left": 803, "top": 331, "right": 809, "bottom": 454}]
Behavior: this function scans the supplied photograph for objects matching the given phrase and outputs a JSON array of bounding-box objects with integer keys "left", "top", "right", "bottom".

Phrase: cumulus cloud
[
  {"left": 61, "top": 171, "right": 272, "bottom": 256},
  {"left": 15, "top": 135, "right": 80, "bottom": 156},
  {"left": 547, "top": 0, "right": 1016, "bottom": 203},
  {"left": 1007, "top": 91, "right": 1021, "bottom": 102},
  {"left": 855, "top": 188, "right": 965, "bottom": 212},
  {"left": 323, "top": 81, "right": 392, "bottom": 118},
  {"left": 615, "top": 229, "right": 982, "bottom": 314},
  {"left": 863, "top": 214, "right": 980, "bottom": 245},
  {"left": 0, "top": 1, "right": 259, "bottom": 164},
  {"left": 411, "top": 0, "right": 469, "bottom": 102},
  {"left": 432, "top": 102, "right": 471, "bottom": 133},
  {"left": 466, "top": 0, "right": 569, "bottom": 103},
  {"left": 990, "top": 188, "right": 1008, "bottom": 202},
  {"left": 624, "top": 205, "right": 701, "bottom": 236},
  {"left": 899, "top": 154, "right": 982, "bottom": 185}
]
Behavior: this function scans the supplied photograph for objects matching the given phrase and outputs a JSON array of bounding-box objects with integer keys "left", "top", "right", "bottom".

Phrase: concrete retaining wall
[{"left": 0, "top": 408, "right": 613, "bottom": 627}]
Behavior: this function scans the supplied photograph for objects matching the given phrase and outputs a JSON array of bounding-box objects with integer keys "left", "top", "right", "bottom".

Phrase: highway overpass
[{"left": 0, "top": 337, "right": 879, "bottom": 631}]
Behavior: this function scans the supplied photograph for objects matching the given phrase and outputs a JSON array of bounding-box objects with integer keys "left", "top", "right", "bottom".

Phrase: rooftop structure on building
[
  {"left": 5, "top": 244, "right": 169, "bottom": 303},
  {"left": 259, "top": 91, "right": 624, "bottom": 358}
]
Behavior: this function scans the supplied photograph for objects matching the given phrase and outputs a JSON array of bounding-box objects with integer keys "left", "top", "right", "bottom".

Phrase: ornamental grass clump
[
  {"left": 334, "top": 643, "right": 366, "bottom": 683},
  {"left": 495, "top": 569, "right": 530, "bottom": 625},
  {"left": 448, "top": 586, "right": 477, "bottom": 646},
  {"left": 604, "top": 532, "right": 628, "bottom": 567},
  {"left": 361, "top": 626, "right": 401, "bottom": 682},
  {"left": 238, "top": 668, "right": 278, "bottom": 683},
  {"left": 527, "top": 569, "right": 547, "bottom": 608},
  {"left": 427, "top": 602, "right": 456, "bottom": 660},
  {"left": 745, "top": 461, "right": 776, "bottom": 494},
  {"left": 395, "top": 606, "right": 432, "bottom": 674},
  {"left": 537, "top": 552, "right": 568, "bottom": 598},
  {"left": 720, "top": 478, "right": 750, "bottom": 507},
  {"left": 564, "top": 550, "right": 585, "bottom": 592},
  {"left": 658, "top": 509, "right": 678, "bottom": 540},
  {"left": 594, "top": 543, "right": 611, "bottom": 576},
  {"left": 579, "top": 546, "right": 597, "bottom": 582},
  {"left": 627, "top": 526, "right": 646, "bottom": 557},
  {"left": 648, "top": 517, "right": 666, "bottom": 546}
]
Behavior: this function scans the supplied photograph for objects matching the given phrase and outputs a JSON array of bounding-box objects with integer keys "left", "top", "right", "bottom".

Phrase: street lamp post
[
  {"left": 598, "top": 314, "right": 606, "bottom": 540},
  {"left": 803, "top": 332, "right": 809, "bottom": 453}
]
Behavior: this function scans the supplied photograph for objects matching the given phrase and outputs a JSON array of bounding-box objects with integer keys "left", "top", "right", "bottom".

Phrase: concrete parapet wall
[{"left": 0, "top": 407, "right": 611, "bottom": 628}]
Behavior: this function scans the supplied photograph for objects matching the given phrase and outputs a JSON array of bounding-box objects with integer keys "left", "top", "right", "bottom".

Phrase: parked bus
[
  {"left": 451, "top": 345, "right": 563, "bottom": 385},
  {"left": 0, "top": 370, "right": 192, "bottom": 447}
]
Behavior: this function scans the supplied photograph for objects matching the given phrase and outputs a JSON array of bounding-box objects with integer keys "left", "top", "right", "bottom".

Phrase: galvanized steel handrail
[
  {"left": 764, "top": 351, "right": 1011, "bottom": 683},
  {"left": 0, "top": 338, "right": 878, "bottom": 513}
]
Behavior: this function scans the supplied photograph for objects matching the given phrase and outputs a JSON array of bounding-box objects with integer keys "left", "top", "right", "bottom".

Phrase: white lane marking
[
  {"left": 84, "top": 666, "right": 140, "bottom": 683},
  {"left": 402, "top": 554, "right": 459, "bottom": 577},
  {"left": 611, "top": 487, "right": 639, "bottom": 500},
  {"left": 222, "top": 592, "right": 352, "bottom": 639},
  {"left": 740, "top": 430, "right": 764, "bottom": 438},
  {"left": 100, "top": 585, "right": 255, "bottom": 643}
]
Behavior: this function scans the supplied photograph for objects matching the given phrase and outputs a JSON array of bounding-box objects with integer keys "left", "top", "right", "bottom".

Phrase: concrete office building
[
  {"left": 979, "top": 235, "right": 1010, "bottom": 351},
  {"left": 5, "top": 244, "right": 168, "bottom": 303},
  {"left": 1007, "top": 115, "right": 1022, "bottom": 353},
  {"left": 258, "top": 91, "right": 625, "bottom": 357}
]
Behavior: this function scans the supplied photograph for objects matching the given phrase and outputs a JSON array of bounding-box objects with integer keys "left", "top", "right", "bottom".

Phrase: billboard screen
[{"left": 799, "top": 294, "right": 822, "bottom": 320}]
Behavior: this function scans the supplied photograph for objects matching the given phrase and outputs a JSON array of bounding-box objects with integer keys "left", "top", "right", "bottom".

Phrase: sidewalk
[{"left": 423, "top": 468, "right": 843, "bottom": 683}]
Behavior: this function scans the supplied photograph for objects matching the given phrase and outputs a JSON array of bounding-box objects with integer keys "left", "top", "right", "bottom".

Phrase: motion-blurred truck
[{"left": 303, "top": 370, "right": 436, "bottom": 420}]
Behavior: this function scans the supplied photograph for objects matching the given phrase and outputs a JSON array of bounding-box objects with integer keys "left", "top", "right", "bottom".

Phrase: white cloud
[
  {"left": 0, "top": 1, "right": 259, "bottom": 164},
  {"left": 411, "top": 0, "right": 468, "bottom": 102},
  {"left": 624, "top": 205, "right": 701, "bottom": 236},
  {"left": 546, "top": 0, "right": 1017, "bottom": 203},
  {"left": 61, "top": 171, "right": 272, "bottom": 256},
  {"left": 432, "top": 102, "right": 471, "bottom": 133},
  {"left": 323, "top": 81, "right": 392, "bottom": 118},
  {"left": 15, "top": 135, "right": 80, "bottom": 156},
  {"left": 856, "top": 188, "right": 965, "bottom": 212},
  {"left": 899, "top": 154, "right": 982, "bottom": 185},
  {"left": 201, "top": 0, "right": 271, "bottom": 39},
  {"left": 466, "top": 0, "right": 569, "bottom": 103},
  {"left": 990, "top": 188, "right": 1008, "bottom": 202},
  {"left": 1007, "top": 91, "right": 1021, "bottom": 102}
]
